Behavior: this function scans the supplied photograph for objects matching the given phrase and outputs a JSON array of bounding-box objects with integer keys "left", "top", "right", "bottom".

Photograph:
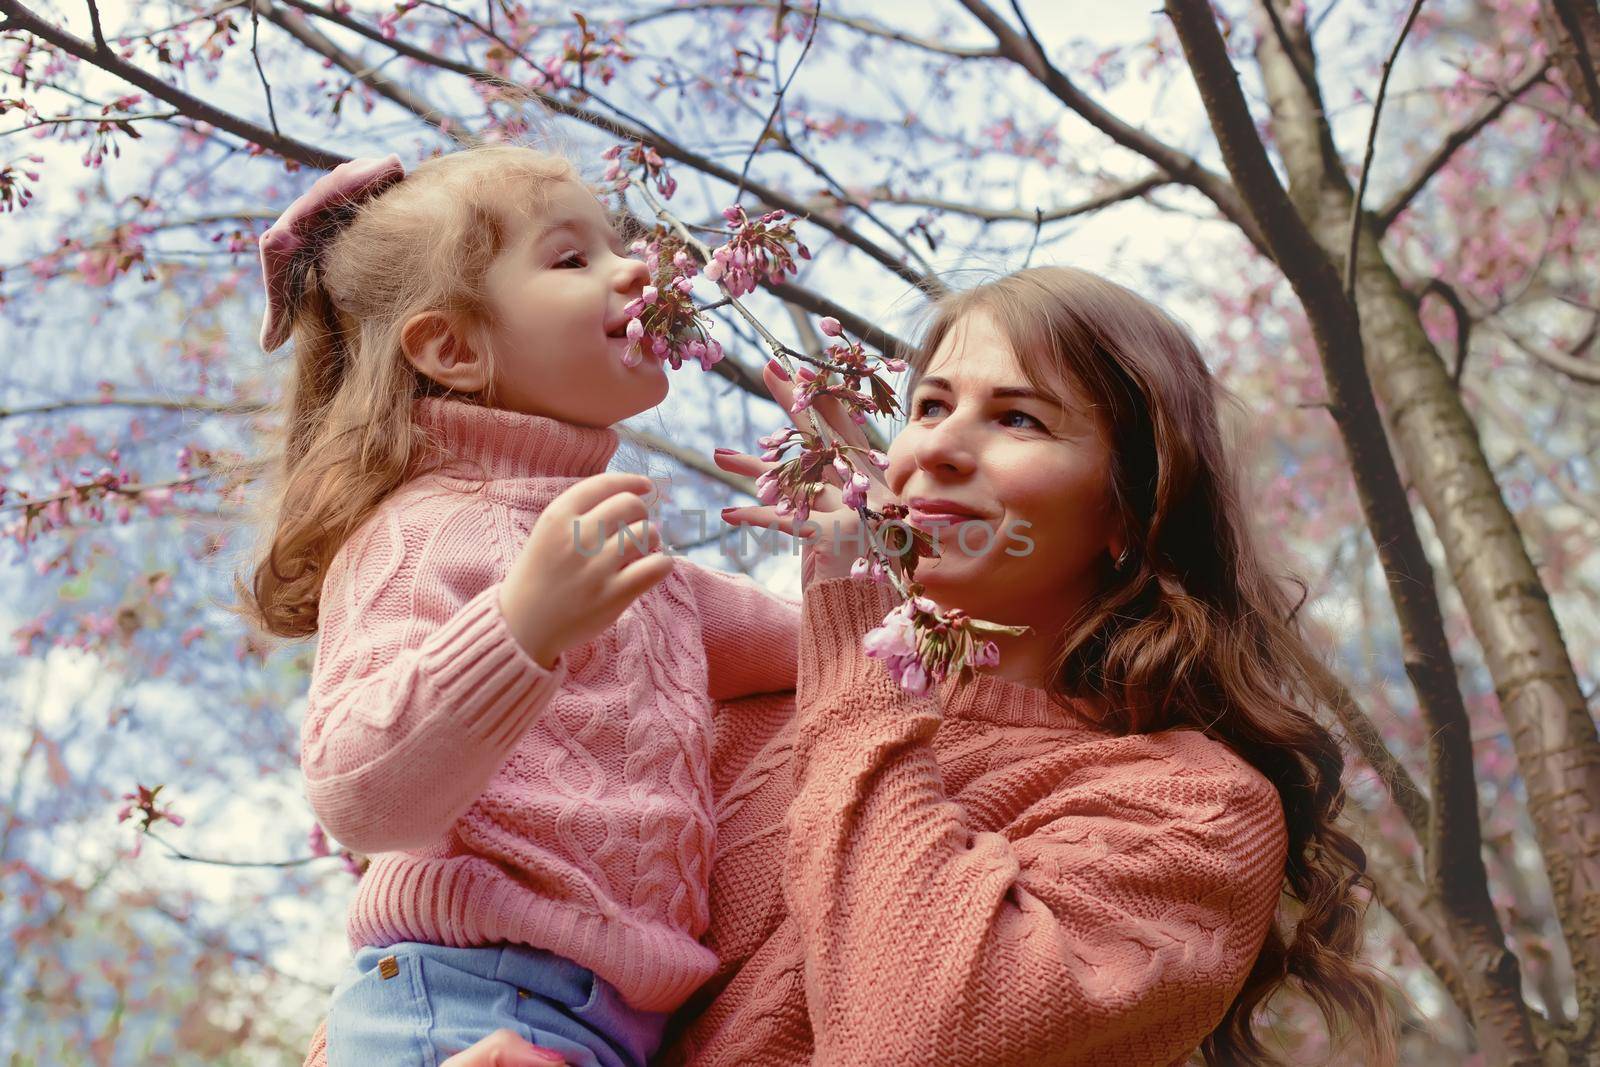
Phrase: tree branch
[
  {"left": 1344, "top": 0, "right": 1426, "bottom": 303},
  {"left": 958, "top": 0, "right": 1269, "bottom": 257},
  {"left": 864, "top": 172, "right": 1171, "bottom": 224},
  {"left": 619, "top": 0, "right": 1004, "bottom": 59},
  {"left": 1375, "top": 60, "right": 1552, "bottom": 233},
  {"left": 0, "top": 0, "right": 346, "bottom": 168},
  {"left": 271, "top": 0, "right": 944, "bottom": 295},
  {"left": 1343, "top": 802, "right": 1473, "bottom": 1024}
]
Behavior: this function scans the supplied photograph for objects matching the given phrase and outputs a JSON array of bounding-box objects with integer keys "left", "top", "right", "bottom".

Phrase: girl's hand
[
  {"left": 498, "top": 472, "right": 674, "bottom": 668},
  {"left": 439, "top": 1029, "right": 567, "bottom": 1066},
  {"left": 714, "top": 361, "right": 896, "bottom": 590}
]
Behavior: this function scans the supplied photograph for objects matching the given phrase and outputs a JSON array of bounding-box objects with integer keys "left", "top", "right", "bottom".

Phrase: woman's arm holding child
[{"left": 679, "top": 560, "right": 801, "bottom": 699}]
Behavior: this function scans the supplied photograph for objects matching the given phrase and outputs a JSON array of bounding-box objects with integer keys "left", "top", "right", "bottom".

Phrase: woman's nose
[{"left": 911, "top": 417, "right": 977, "bottom": 477}]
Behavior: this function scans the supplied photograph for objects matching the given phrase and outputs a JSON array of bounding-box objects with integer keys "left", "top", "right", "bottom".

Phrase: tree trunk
[{"left": 1249, "top": 6, "right": 1600, "bottom": 1054}]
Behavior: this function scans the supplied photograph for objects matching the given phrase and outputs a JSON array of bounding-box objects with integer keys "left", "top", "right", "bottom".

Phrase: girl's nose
[{"left": 614, "top": 254, "right": 651, "bottom": 292}]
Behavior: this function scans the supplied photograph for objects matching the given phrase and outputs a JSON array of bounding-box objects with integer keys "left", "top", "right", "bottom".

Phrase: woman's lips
[{"left": 907, "top": 507, "right": 990, "bottom": 528}]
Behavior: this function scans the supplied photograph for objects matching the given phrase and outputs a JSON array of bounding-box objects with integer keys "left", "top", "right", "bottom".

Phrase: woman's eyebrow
[{"left": 915, "top": 375, "right": 1064, "bottom": 408}]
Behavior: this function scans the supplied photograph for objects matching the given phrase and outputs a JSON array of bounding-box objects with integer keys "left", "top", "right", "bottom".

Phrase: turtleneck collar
[
  {"left": 413, "top": 396, "right": 619, "bottom": 481},
  {"left": 937, "top": 667, "right": 1108, "bottom": 731}
]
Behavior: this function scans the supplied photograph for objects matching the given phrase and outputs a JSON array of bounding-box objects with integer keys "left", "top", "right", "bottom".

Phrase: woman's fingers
[
  {"left": 438, "top": 1029, "right": 568, "bottom": 1066},
  {"left": 763, "top": 358, "right": 876, "bottom": 456},
  {"left": 711, "top": 448, "right": 769, "bottom": 477}
]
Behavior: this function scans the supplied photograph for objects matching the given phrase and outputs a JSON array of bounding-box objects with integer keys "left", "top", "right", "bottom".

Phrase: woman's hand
[
  {"left": 438, "top": 1029, "right": 568, "bottom": 1066},
  {"left": 714, "top": 360, "right": 896, "bottom": 590}
]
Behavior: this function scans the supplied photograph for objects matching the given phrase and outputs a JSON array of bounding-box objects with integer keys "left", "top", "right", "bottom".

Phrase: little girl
[{"left": 242, "top": 144, "right": 800, "bottom": 1067}]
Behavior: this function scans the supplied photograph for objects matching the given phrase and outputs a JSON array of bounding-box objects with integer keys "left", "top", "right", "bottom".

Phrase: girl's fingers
[
  {"left": 612, "top": 518, "right": 661, "bottom": 564},
  {"left": 552, "top": 472, "right": 653, "bottom": 517},
  {"left": 611, "top": 549, "right": 675, "bottom": 604}
]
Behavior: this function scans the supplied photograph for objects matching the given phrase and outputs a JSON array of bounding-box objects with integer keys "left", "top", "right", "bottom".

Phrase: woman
[{"left": 304, "top": 266, "right": 1399, "bottom": 1065}]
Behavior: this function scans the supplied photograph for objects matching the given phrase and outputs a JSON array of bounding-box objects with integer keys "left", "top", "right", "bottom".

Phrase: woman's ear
[{"left": 401, "top": 311, "right": 490, "bottom": 393}]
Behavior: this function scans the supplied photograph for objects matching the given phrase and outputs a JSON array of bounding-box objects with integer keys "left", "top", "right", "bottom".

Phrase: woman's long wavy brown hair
[
  {"left": 236, "top": 145, "right": 576, "bottom": 638},
  {"left": 913, "top": 267, "right": 1401, "bottom": 1066}
]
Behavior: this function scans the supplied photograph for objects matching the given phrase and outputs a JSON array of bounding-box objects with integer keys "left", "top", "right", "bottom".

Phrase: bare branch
[
  {"left": 273, "top": 0, "right": 944, "bottom": 295},
  {"left": 1466, "top": 385, "right": 1600, "bottom": 529},
  {"left": 763, "top": 279, "right": 910, "bottom": 360},
  {"left": 1310, "top": 661, "right": 1433, "bottom": 851},
  {"left": 958, "top": 0, "right": 1269, "bottom": 256},
  {"left": 84, "top": 0, "right": 106, "bottom": 52},
  {"left": 1343, "top": 802, "right": 1473, "bottom": 1024},
  {"left": 1419, "top": 279, "right": 1472, "bottom": 385},
  {"left": 1547, "top": 0, "right": 1600, "bottom": 124},
  {"left": 260, "top": 0, "right": 471, "bottom": 137},
  {"left": 619, "top": 1, "right": 1003, "bottom": 59},
  {"left": 735, "top": 1, "right": 819, "bottom": 201},
  {"left": 1375, "top": 60, "right": 1551, "bottom": 233},
  {"left": 0, "top": 0, "right": 345, "bottom": 168},
  {"left": 0, "top": 395, "right": 265, "bottom": 421},
  {"left": 863, "top": 172, "right": 1170, "bottom": 225},
  {"left": 1345, "top": 0, "right": 1426, "bottom": 303},
  {"left": 1488, "top": 317, "right": 1600, "bottom": 387},
  {"left": 619, "top": 425, "right": 758, "bottom": 500},
  {"left": 248, "top": 0, "right": 281, "bottom": 137}
]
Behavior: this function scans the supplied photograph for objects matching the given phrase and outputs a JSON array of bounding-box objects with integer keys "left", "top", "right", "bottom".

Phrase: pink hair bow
[{"left": 257, "top": 153, "right": 406, "bottom": 352}]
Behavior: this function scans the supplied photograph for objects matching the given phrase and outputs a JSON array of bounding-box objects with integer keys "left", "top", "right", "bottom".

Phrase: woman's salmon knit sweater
[{"left": 299, "top": 396, "right": 802, "bottom": 1016}]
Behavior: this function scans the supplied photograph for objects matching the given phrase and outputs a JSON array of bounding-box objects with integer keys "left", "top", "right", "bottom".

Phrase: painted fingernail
[
  {"left": 525, "top": 1048, "right": 567, "bottom": 1066},
  {"left": 713, "top": 447, "right": 737, "bottom": 455},
  {"left": 765, "top": 357, "right": 791, "bottom": 382}
]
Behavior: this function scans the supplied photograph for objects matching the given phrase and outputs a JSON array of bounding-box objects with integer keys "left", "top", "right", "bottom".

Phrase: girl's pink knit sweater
[
  {"left": 301, "top": 397, "right": 801, "bottom": 1015},
  {"left": 301, "top": 409, "right": 1289, "bottom": 1065}
]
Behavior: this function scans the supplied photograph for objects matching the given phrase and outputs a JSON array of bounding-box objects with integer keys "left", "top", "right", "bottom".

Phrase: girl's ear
[{"left": 401, "top": 311, "right": 490, "bottom": 393}]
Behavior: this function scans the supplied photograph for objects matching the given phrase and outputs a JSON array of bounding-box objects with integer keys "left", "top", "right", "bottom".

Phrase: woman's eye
[
  {"left": 1001, "top": 409, "right": 1045, "bottom": 430},
  {"left": 913, "top": 397, "right": 946, "bottom": 418},
  {"left": 554, "top": 250, "right": 587, "bottom": 268}
]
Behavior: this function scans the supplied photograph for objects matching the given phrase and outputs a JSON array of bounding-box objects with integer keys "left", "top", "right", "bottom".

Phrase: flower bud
[{"left": 818, "top": 316, "right": 842, "bottom": 337}]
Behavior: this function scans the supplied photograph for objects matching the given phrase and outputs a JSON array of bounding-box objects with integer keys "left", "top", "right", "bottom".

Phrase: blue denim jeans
[{"left": 325, "top": 941, "right": 669, "bottom": 1067}]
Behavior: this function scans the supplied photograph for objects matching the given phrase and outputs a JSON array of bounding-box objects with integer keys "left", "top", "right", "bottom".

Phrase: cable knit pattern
[
  {"left": 302, "top": 573, "right": 1289, "bottom": 1067},
  {"left": 300, "top": 396, "right": 801, "bottom": 1019}
]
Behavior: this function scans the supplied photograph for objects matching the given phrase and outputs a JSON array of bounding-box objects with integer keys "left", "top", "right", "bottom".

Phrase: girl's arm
[
  {"left": 783, "top": 577, "right": 1289, "bottom": 1066},
  {"left": 300, "top": 497, "right": 567, "bottom": 856},
  {"left": 679, "top": 559, "right": 801, "bottom": 700}
]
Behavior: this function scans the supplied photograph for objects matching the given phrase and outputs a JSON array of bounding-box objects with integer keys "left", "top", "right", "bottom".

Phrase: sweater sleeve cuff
[
  {"left": 420, "top": 582, "right": 569, "bottom": 750},
  {"left": 796, "top": 576, "right": 902, "bottom": 712}
]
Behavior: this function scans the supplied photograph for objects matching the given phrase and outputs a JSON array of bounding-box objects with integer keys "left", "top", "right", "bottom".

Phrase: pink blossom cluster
[
  {"left": 117, "top": 783, "right": 184, "bottom": 857},
  {"left": 703, "top": 205, "right": 811, "bottom": 297},
  {"left": 620, "top": 231, "right": 725, "bottom": 371},
  {"left": 375, "top": 0, "right": 418, "bottom": 40},
  {"left": 528, "top": 13, "right": 633, "bottom": 91},
  {"left": 782, "top": 316, "right": 906, "bottom": 428},
  {"left": 751, "top": 423, "right": 889, "bottom": 525},
  {"left": 1, "top": 154, "right": 44, "bottom": 213},
  {"left": 864, "top": 599, "right": 1000, "bottom": 697},
  {"left": 602, "top": 141, "right": 676, "bottom": 199},
  {"left": 309, "top": 823, "right": 369, "bottom": 879}
]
